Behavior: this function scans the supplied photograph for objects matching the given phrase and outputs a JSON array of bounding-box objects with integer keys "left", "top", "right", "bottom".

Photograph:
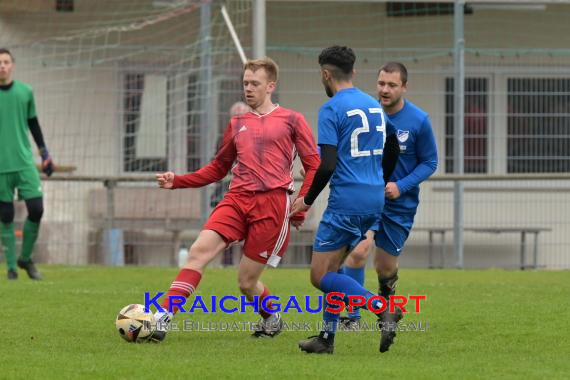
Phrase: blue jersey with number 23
[{"left": 318, "top": 87, "right": 396, "bottom": 216}]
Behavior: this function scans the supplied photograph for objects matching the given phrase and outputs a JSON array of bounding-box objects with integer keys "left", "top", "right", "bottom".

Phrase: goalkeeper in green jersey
[{"left": 0, "top": 48, "right": 54, "bottom": 280}]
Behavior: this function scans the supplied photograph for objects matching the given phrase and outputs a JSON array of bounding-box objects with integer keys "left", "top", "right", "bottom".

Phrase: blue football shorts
[
  {"left": 374, "top": 213, "right": 414, "bottom": 256},
  {"left": 313, "top": 210, "right": 380, "bottom": 253}
]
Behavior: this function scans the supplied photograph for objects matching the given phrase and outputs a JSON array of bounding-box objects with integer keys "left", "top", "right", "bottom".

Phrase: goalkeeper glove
[{"left": 39, "top": 147, "right": 54, "bottom": 177}]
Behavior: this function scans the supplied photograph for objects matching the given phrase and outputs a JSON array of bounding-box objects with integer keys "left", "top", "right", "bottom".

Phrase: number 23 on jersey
[{"left": 347, "top": 108, "right": 386, "bottom": 158}]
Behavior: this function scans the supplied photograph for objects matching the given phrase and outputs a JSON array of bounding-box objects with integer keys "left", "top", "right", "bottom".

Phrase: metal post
[
  {"left": 520, "top": 231, "right": 526, "bottom": 270},
  {"left": 104, "top": 179, "right": 116, "bottom": 231},
  {"left": 103, "top": 179, "right": 124, "bottom": 266},
  {"left": 533, "top": 232, "right": 539, "bottom": 270},
  {"left": 253, "top": 0, "right": 266, "bottom": 58},
  {"left": 199, "top": 1, "right": 213, "bottom": 226},
  {"left": 453, "top": 0, "right": 465, "bottom": 269},
  {"left": 440, "top": 231, "right": 446, "bottom": 269},
  {"left": 428, "top": 231, "right": 434, "bottom": 269}
]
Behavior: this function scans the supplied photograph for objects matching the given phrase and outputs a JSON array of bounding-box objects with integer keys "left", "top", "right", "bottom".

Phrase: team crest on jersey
[{"left": 397, "top": 130, "right": 409, "bottom": 143}]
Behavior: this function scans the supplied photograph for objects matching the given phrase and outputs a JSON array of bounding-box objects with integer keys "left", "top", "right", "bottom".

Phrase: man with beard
[
  {"left": 290, "top": 46, "right": 398, "bottom": 354},
  {"left": 327, "top": 62, "right": 438, "bottom": 353}
]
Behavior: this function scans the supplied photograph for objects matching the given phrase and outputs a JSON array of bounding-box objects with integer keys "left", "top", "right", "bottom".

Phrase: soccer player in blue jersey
[
  {"left": 334, "top": 62, "right": 439, "bottom": 353},
  {"left": 289, "top": 46, "right": 398, "bottom": 354},
  {"left": 374, "top": 62, "right": 438, "bottom": 352}
]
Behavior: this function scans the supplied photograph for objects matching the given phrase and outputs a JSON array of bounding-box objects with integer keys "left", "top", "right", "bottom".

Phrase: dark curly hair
[{"left": 318, "top": 45, "right": 355, "bottom": 80}]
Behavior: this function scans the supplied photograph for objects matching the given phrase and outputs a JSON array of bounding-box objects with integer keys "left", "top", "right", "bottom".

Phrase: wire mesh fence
[{"left": 1, "top": 0, "right": 570, "bottom": 269}]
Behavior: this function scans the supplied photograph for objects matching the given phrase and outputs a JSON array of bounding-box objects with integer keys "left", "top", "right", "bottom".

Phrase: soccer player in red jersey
[{"left": 151, "top": 57, "right": 320, "bottom": 341}]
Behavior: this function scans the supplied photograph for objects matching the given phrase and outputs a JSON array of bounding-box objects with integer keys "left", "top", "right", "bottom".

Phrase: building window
[
  {"left": 445, "top": 77, "right": 489, "bottom": 173},
  {"left": 123, "top": 73, "right": 167, "bottom": 172},
  {"left": 123, "top": 73, "right": 245, "bottom": 173},
  {"left": 386, "top": 2, "right": 473, "bottom": 17},
  {"left": 507, "top": 78, "right": 570, "bottom": 173},
  {"left": 56, "top": 0, "right": 74, "bottom": 12},
  {"left": 186, "top": 75, "right": 244, "bottom": 172}
]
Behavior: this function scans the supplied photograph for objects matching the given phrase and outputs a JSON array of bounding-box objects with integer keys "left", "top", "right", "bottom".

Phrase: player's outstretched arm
[
  {"left": 170, "top": 158, "right": 233, "bottom": 189},
  {"left": 166, "top": 122, "right": 236, "bottom": 189}
]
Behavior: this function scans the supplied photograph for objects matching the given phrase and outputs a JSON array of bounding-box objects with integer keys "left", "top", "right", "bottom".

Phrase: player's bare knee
[
  {"left": 185, "top": 254, "right": 205, "bottom": 272},
  {"left": 374, "top": 259, "right": 386, "bottom": 274},
  {"left": 238, "top": 283, "right": 254, "bottom": 296},
  {"left": 347, "top": 239, "right": 371, "bottom": 267},
  {"left": 186, "top": 242, "right": 215, "bottom": 269},
  {"left": 237, "top": 276, "right": 256, "bottom": 295},
  {"left": 375, "top": 259, "right": 397, "bottom": 278},
  {"left": 309, "top": 269, "right": 323, "bottom": 289},
  {"left": 373, "top": 249, "right": 394, "bottom": 274},
  {"left": 346, "top": 250, "right": 368, "bottom": 268},
  {"left": 310, "top": 275, "right": 321, "bottom": 290}
]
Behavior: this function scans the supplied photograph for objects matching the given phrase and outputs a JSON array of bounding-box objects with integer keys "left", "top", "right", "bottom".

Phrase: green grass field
[{"left": 3, "top": 266, "right": 569, "bottom": 379}]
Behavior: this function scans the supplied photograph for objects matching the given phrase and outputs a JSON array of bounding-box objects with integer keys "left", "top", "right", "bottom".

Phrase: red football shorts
[{"left": 204, "top": 189, "right": 291, "bottom": 267}]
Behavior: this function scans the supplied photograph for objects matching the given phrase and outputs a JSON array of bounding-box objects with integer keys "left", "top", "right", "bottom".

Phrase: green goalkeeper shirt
[{"left": 0, "top": 80, "right": 38, "bottom": 173}]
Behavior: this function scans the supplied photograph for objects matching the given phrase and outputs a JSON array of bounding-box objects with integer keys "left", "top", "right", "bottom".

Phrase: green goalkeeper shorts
[{"left": 0, "top": 167, "right": 44, "bottom": 202}]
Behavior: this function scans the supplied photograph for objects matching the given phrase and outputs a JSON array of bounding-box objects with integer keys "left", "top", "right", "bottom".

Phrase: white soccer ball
[{"left": 115, "top": 304, "right": 156, "bottom": 343}]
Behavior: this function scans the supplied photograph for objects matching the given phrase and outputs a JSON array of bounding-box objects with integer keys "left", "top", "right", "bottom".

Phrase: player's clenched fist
[
  {"left": 156, "top": 172, "right": 175, "bottom": 189},
  {"left": 384, "top": 182, "right": 401, "bottom": 200}
]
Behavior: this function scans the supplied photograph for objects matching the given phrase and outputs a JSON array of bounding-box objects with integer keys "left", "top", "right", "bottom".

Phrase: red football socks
[{"left": 160, "top": 268, "right": 202, "bottom": 314}]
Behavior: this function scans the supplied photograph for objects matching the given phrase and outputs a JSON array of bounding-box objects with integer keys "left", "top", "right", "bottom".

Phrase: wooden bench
[
  {"left": 413, "top": 226, "right": 552, "bottom": 270},
  {"left": 88, "top": 187, "right": 204, "bottom": 264},
  {"left": 88, "top": 187, "right": 203, "bottom": 230}
]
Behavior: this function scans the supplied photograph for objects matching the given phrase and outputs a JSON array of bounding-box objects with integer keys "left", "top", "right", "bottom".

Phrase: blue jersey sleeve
[
  {"left": 396, "top": 116, "right": 438, "bottom": 194},
  {"left": 317, "top": 104, "right": 339, "bottom": 146}
]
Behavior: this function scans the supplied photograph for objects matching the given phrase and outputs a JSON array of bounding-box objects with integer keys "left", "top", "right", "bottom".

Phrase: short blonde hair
[{"left": 243, "top": 57, "right": 279, "bottom": 83}]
